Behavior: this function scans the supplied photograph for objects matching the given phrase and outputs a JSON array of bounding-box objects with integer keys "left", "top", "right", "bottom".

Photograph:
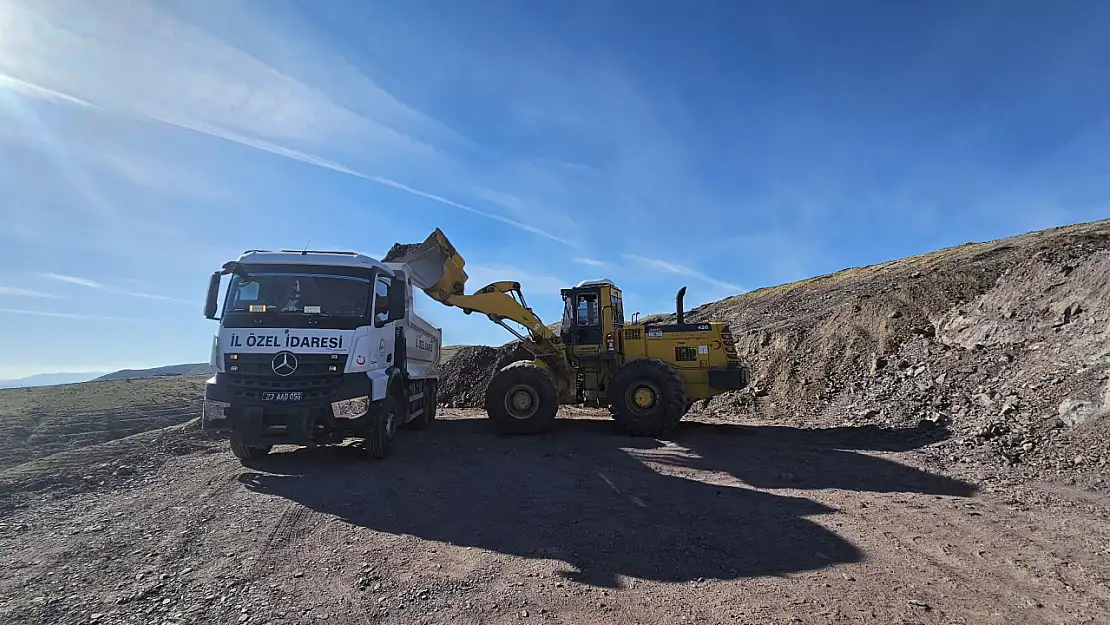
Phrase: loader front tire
[
  {"left": 485, "top": 360, "right": 559, "bottom": 434},
  {"left": 609, "top": 358, "right": 687, "bottom": 437}
]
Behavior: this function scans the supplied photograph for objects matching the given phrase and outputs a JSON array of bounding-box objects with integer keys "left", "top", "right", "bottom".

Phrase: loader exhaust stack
[{"left": 676, "top": 286, "right": 687, "bottom": 325}]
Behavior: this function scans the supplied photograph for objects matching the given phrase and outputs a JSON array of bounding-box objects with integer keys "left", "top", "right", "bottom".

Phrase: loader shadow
[{"left": 238, "top": 417, "right": 976, "bottom": 588}]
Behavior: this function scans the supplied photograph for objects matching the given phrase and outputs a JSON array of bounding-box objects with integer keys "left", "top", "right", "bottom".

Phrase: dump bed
[{"left": 382, "top": 261, "right": 443, "bottom": 379}]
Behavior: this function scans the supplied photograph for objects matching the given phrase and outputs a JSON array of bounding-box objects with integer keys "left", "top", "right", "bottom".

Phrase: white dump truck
[{"left": 200, "top": 249, "right": 442, "bottom": 462}]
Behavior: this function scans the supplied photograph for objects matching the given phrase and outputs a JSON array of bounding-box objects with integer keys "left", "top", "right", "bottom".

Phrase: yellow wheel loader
[{"left": 384, "top": 229, "right": 751, "bottom": 437}]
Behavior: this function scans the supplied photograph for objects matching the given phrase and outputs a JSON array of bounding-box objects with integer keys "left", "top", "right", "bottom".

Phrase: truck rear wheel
[
  {"left": 407, "top": 379, "right": 437, "bottom": 430},
  {"left": 608, "top": 358, "right": 687, "bottom": 437},
  {"left": 485, "top": 360, "right": 558, "bottom": 434}
]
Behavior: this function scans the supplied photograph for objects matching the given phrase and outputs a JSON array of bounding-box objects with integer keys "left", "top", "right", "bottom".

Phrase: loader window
[{"left": 576, "top": 294, "right": 599, "bottom": 326}]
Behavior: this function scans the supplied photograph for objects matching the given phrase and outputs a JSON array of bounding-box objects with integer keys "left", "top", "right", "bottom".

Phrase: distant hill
[
  {"left": 0, "top": 372, "right": 108, "bottom": 390},
  {"left": 95, "top": 363, "right": 213, "bottom": 381}
]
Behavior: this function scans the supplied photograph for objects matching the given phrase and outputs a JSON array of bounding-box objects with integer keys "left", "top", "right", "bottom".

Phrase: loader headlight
[{"left": 331, "top": 396, "right": 369, "bottom": 419}]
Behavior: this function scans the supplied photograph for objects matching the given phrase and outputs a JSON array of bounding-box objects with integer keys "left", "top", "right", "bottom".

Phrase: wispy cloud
[
  {"left": 0, "top": 286, "right": 63, "bottom": 299},
  {"left": 0, "top": 73, "right": 96, "bottom": 108},
  {"left": 40, "top": 273, "right": 192, "bottom": 305},
  {"left": 619, "top": 254, "right": 744, "bottom": 292},
  {"left": 40, "top": 273, "right": 101, "bottom": 289},
  {"left": 0, "top": 0, "right": 568, "bottom": 247},
  {"left": 573, "top": 257, "right": 611, "bottom": 269},
  {"left": 371, "top": 177, "right": 573, "bottom": 246},
  {"left": 0, "top": 308, "right": 139, "bottom": 321}
]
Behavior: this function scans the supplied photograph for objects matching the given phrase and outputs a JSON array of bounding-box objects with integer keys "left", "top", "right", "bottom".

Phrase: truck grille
[{"left": 223, "top": 353, "right": 347, "bottom": 402}]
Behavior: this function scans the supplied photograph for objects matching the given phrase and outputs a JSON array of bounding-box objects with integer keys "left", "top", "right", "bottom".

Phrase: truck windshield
[{"left": 225, "top": 273, "right": 370, "bottom": 318}]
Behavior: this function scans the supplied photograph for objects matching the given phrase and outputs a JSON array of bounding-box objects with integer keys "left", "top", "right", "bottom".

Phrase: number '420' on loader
[{"left": 384, "top": 229, "right": 751, "bottom": 437}]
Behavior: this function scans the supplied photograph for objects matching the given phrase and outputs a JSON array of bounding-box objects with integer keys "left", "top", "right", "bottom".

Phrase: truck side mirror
[
  {"left": 204, "top": 271, "right": 222, "bottom": 319},
  {"left": 388, "top": 277, "right": 407, "bottom": 321}
]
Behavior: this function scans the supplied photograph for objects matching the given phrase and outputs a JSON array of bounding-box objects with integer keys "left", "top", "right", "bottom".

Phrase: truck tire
[
  {"left": 608, "top": 358, "right": 687, "bottom": 437},
  {"left": 230, "top": 436, "right": 272, "bottom": 463},
  {"left": 426, "top": 379, "right": 438, "bottom": 422},
  {"left": 407, "top": 379, "right": 437, "bottom": 430},
  {"left": 365, "top": 395, "right": 400, "bottom": 459},
  {"left": 485, "top": 360, "right": 559, "bottom": 434}
]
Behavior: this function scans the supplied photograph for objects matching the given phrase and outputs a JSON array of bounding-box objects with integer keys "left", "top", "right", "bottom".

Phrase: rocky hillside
[{"left": 437, "top": 218, "right": 1110, "bottom": 485}]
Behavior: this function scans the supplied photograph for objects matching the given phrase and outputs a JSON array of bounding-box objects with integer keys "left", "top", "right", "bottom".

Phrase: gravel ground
[{"left": 2, "top": 408, "right": 1108, "bottom": 625}]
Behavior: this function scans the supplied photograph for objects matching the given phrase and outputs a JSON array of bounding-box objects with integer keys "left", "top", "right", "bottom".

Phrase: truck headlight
[{"left": 331, "top": 396, "right": 369, "bottom": 419}]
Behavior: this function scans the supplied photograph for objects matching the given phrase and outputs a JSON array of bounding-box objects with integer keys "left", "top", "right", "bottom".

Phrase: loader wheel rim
[
  {"left": 633, "top": 387, "right": 656, "bottom": 409},
  {"left": 505, "top": 384, "right": 538, "bottom": 420},
  {"left": 625, "top": 380, "right": 662, "bottom": 416}
]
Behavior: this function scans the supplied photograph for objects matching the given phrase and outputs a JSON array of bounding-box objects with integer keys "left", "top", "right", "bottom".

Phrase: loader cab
[{"left": 560, "top": 279, "right": 624, "bottom": 354}]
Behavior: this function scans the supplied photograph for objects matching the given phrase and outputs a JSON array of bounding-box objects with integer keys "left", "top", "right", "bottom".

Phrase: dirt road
[{"left": 2, "top": 409, "right": 1108, "bottom": 625}]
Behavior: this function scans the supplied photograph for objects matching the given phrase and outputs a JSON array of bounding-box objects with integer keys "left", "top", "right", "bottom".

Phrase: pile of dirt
[
  {"left": 436, "top": 343, "right": 533, "bottom": 408},
  {"left": 382, "top": 242, "right": 422, "bottom": 263},
  {"left": 677, "top": 219, "right": 1110, "bottom": 484}
]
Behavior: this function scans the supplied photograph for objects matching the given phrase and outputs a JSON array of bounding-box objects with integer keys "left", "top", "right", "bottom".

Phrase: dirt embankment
[{"left": 437, "top": 219, "right": 1110, "bottom": 486}]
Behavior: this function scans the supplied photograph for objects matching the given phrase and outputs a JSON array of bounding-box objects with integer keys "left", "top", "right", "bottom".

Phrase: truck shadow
[{"left": 238, "top": 416, "right": 976, "bottom": 588}]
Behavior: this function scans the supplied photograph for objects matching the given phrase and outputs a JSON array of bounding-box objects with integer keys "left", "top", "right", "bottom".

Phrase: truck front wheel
[
  {"left": 230, "top": 436, "right": 272, "bottom": 464},
  {"left": 365, "top": 396, "right": 400, "bottom": 459},
  {"left": 485, "top": 360, "right": 559, "bottom": 434}
]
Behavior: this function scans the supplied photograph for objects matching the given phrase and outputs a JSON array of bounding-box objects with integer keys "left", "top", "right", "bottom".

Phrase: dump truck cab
[{"left": 200, "top": 249, "right": 442, "bottom": 462}]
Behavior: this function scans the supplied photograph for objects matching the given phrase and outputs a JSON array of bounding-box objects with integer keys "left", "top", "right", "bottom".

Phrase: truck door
[{"left": 370, "top": 274, "right": 397, "bottom": 369}]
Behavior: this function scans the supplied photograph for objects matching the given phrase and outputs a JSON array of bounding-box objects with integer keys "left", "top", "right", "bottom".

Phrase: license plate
[{"left": 261, "top": 392, "right": 303, "bottom": 402}]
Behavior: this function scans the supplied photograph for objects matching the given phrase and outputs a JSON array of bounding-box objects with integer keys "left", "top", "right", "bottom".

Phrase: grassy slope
[{"left": 0, "top": 375, "right": 208, "bottom": 472}]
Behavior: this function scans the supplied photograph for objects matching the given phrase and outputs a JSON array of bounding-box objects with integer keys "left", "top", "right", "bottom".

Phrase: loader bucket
[{"left": 382, "top": 228, "right": 468, "bottom": 302}]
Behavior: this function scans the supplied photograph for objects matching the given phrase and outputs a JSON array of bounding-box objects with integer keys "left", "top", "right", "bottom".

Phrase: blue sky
[{"left": 1, "top": 0, "right": 1109, "bottom": 379}]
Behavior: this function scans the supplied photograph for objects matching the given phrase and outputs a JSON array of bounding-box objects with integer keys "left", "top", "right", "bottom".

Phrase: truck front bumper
[
  {"left": 201, "top": 373, "right": 378, "bottom": 446},
  {"left": 708, "top": 364, "right": 750, "bottom": 391},
  {"left": 206, "top": 405, "right": 325, "bottom": 446}
]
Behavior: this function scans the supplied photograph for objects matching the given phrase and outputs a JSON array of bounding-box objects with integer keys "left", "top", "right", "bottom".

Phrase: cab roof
[{"left": 236, "top": 249, "right": 391, "bottom": 273}]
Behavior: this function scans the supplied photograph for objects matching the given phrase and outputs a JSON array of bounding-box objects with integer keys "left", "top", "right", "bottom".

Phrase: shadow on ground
[{"left": 238, "top": 416, "right": 976, "bottom": 588}]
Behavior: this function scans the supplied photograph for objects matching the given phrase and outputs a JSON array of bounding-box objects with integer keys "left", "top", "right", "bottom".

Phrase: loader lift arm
[
  {"left": 381, "top": 229, "right": 566, "bottom": 364},
  {"left": 445, "top": 280, "right": 561, "bottom": 356}
]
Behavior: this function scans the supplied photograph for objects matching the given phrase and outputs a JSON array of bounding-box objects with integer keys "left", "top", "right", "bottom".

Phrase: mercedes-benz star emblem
[{"left": 271, "top": 351, "right": 298, "bottom": 377}]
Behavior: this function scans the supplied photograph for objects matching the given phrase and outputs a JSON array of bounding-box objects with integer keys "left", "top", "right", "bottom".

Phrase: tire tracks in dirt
[
  {"left": 827, "top": 489, "right": 1110, "bottom": 624},
  {"left": 242, "top": 478, "right": 376, "bottom": 625}
]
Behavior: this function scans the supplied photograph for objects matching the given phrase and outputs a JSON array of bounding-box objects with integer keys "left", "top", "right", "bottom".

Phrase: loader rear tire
[
  {"left": 608, "top": 358, "right": 687, "bottom": 437},
  {"left": 485, "top": 360, "right": 559, "bottom": 434}
]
